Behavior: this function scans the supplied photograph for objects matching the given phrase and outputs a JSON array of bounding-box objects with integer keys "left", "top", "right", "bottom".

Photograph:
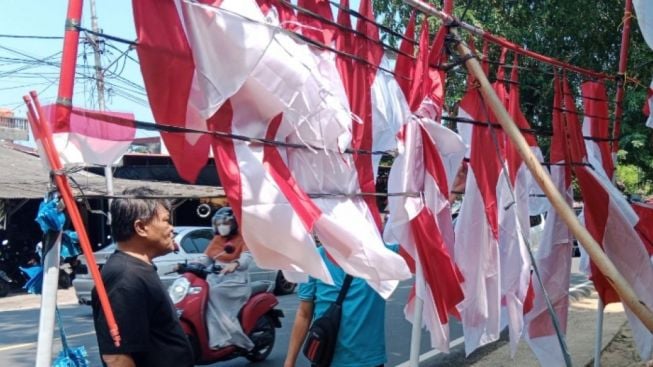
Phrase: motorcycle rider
[{"left": 202, "top": 207, "right": 255, "bottom": 351}]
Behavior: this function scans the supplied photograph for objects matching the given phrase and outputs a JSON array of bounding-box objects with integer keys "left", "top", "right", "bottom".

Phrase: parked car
[{"left": 72, "top": 226, "right": 296, "bottom": 305}]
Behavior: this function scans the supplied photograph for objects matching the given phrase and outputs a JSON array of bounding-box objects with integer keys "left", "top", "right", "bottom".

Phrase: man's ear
[{"left": 133, "top": 219, "right": 148, "bottom": 238}]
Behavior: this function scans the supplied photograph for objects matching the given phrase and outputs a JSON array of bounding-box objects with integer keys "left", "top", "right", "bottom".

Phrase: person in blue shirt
[{"left": 284, "top": 244, "right": 396, "bottom": 367}]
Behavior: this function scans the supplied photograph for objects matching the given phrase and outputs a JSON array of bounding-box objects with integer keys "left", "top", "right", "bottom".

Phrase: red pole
[
  {"left": 55, "top": 0, "right": 84, "bottom": 129},
  {"left": 612, "top": 0, "right": 634, "bottom": 154},
  {"left": 25, "top": 93, "right": 121, "bottom": 347}
]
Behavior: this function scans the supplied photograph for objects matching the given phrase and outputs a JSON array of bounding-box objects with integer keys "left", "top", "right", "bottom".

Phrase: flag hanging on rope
[
  {"left": 385, "top": 117, "right": 465, "bottom": 352},
  {"left": 498, "top": 54, "right": 537, "bottom": 356},
  {"left": 144, "top": 0, "right": 411, "bottom": 293},
  {"left": 581, "top": 81, "right": 614, "bottom": 179},
  {"left": 41, "top": 104, "right": 135, "bottom": 167},
  {"left": 455, "top": 83, "right": 504, "bottom": 356},
  {"left": 562, "top": 75, "right": 653, "bottom": 361},
  {"left": 525, "top": 73, "right": 573, "bottom": 366}
]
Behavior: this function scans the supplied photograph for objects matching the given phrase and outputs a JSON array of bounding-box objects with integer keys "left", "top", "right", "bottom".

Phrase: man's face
[{"left": 141, "top": 205, "right": 174, "bottom": 258}]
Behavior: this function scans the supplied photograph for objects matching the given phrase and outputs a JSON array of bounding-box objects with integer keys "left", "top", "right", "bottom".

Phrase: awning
[{"left": 0, "top": 143, "right": 225, "bottom": 200}]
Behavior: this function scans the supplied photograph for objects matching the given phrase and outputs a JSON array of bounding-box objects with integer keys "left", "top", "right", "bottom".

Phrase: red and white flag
[
  {"left": 498, "top": 55, "right": 537, "bottom": 356},
  {"left": 643, "top": 80, "right": 653, "bottom": 129},
  {"left": 137, "top": 0, "right": 411, "bottom": 292},
  {"left": 385, "top": 118, "right": 465, "bottom": 352},
  {"left": 455, "top": 86, "right": 504, "bottom": 356},
  {"left": 562, "top": 76, "right": 653, "bottom": 361},
  {"left": 42, "top": 104, "right": 135, "bottom": 166},
  {"left": 525, "top": 74, "right": 573, "bottom": 365},
  {"left": 581, "top": 81, "right": 614, "bottom": 179}
]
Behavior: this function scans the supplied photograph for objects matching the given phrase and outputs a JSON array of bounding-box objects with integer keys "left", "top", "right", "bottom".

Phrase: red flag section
[{"left": 132, "top": 0, "right": 210, "bottom": 183}]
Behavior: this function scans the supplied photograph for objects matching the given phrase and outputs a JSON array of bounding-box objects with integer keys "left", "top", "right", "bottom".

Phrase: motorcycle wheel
[
  {"left": 246, "top": 315, "right": 275, "bottom": 362},
  {"left": 273, "top": 271, "right": 296, "bottom": 296},
  {"left": 0, "top": 279, "right": 9, "bottom": 298}
]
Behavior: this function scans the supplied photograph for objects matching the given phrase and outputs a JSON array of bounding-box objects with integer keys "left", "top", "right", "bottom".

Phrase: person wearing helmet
[{"left": 202, "top": 207, "right": 255, "bottom": 351}]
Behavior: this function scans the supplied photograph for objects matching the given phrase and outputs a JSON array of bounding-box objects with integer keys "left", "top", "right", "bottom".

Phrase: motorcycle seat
[{"left": 250, "top": 280, "right": 273, "bottom": 296}]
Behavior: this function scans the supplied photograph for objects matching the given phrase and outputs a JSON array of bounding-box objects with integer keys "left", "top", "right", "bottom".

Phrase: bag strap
[{"left": 334, "top": 274, "right": 353, "bottom": 306}]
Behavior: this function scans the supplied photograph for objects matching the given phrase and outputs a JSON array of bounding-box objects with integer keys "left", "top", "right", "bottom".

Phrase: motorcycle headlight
[{"left": 168, "top": 277, "right": 190, "bottom": 304}]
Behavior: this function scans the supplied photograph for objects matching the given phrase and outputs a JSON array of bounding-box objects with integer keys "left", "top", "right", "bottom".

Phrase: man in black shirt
[{"left": 92, "top": 187, "right": 194, "bottom": 367}]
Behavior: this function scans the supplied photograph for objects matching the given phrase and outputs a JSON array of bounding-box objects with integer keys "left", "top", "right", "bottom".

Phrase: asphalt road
[
  {"left": 0, "top": 258, "right": 587, "bottom": 367},
  {"left": 0, "top": 280, "right": 442, "bottom": 367}
]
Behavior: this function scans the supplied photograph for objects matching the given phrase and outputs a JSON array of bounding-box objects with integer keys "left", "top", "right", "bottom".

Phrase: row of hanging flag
[{"left": 33, "top": 0, "right": 653, "bottom": 364}]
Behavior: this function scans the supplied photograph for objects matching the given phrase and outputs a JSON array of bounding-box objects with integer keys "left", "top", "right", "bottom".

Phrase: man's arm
[
  {"left": 284, "top": 300, "right": 314, "bottom": 367},
  {"left": 102, "top": 354, "right": 136, "bottom": 367}
]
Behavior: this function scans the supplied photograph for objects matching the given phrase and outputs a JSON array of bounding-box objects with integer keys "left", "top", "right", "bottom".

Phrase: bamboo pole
[{"left": 403, "top": 0, "right": 653, "bottom": 333}]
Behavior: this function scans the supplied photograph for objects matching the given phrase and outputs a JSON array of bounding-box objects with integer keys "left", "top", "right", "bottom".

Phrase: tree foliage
[{"left": 373, "top": 0, "right": 653, "bottom": 194}]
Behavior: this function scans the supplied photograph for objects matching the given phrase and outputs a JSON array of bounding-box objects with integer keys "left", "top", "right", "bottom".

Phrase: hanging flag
[
  {"left": 455, "top": 85, "right": 504, "bottom": 356},
  {"left": 581, "top": 81, "right": 614, "bottom": 179},
  {"left": 498, "top": 54, "right": 537, "bottom": 356},
  {"left": 633, "top": 0, "right": 653, "bottom": 49},
  {"left": 385, "top": 117, "right": 465, "bottom": 352},
  {"left": 40, "top": 105, "right": 135, "bottom": 166},
  {"left": 643, "top": 80, "right": 653, "bottom": 129},
  {"left": 525, "top": 74, "right": 573, "bottom": 365},
  {"left": 562, "top": 75, "right": 653, "bottom": 361},
  {"left": 132, "top": 0, "right": 211, "bottom": 183},
  {"left": 394, "top": 11, "right": 417, "bottom": 99}
]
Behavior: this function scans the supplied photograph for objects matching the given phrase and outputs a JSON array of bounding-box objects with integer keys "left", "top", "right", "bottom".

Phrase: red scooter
[{"left": 168, "top": 260, "right": 284, "bottom": 364}]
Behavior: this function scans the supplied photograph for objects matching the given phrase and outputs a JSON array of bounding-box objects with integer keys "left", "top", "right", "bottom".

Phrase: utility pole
[{"left": 88, "top": 0, "right": 114, "bottom": 229}]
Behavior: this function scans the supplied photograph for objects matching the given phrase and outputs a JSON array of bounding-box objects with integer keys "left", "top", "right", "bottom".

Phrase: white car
[{"left": 72, "top": 226, "right": 296, "bottom": 305}]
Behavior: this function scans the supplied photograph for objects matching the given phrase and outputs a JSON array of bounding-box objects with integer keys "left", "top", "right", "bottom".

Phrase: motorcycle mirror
[{"left": 223, "top": 244, "right": 235, "bottom": 254}]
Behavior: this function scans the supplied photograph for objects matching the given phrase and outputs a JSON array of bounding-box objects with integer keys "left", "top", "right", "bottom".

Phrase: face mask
[{"left": 217, "top": 224, "right": 232, "bottom": 236}]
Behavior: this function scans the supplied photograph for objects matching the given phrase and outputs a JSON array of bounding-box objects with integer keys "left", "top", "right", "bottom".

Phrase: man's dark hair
[{"left": 110, "top": 187, "right": 171, "bottom": 242}]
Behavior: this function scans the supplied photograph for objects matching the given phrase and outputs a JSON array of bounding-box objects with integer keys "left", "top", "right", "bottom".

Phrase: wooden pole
[{"left": 403, "top": 0, "right": 653, "bottom": 333}]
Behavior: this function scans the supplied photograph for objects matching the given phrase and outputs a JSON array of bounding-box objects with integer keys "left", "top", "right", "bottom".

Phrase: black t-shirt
[{"left": 92, "top": 250, "right": 194, "bottom": 367}]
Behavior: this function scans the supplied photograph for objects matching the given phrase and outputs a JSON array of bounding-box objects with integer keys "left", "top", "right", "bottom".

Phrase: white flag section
[
  {"left": 633, "top": 0, "right": 653, "bottom": 49},
  {"left": 371, "top": 56, "right": 410, "bottom": 179},
  {"left": 455, "top": 91, "right": 503, "bottom": 356},
  {"left": 177, "top": 0, "right": 410, "bottom": 294},
  {"left": 385, "top": 117, "right": 465, "bottom": 352},
  {"left": 576, "top": 166, "right": 653, "bottom": 361},
  {"left": 42, "top": 105, "right": 135, "bottom": 166},
  {"left": 525, "top": 165, "right": 573, "bottom": 366}
]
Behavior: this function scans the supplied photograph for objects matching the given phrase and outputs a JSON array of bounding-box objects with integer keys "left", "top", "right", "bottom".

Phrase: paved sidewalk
[
  {"left": 415, "top": 281, "right": 635, "bottom": 367},
  {"left": 0, "top": 288, "right": 78, "bottom": 312}
]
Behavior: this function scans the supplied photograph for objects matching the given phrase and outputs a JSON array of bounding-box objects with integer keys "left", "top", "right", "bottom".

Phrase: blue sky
[
  {"left": 0, "top": 1, "right": 148, "bottom": 120},
  {"left": 0, "top": 0, "right": 365, "bottom": 144}
]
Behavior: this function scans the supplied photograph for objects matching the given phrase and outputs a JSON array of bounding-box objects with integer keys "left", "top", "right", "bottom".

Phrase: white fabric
[
  {"left": 371, "top": 56, "right": 410, "bottom": 179},
  {"left": 384, "top": 117, "right": 465, "bottom": 351},
  {"left": 587, "top": 167, "right": 653, "bottom": 360},
  {"left": 647, "top": 79, "right": 653, "bottom": 129},
  {"left": 634, "top": 0, "right": 653, "bottom": 49},
  {"left": 525, "top": 164, "right": 573, "bottom": 366},
  {"left": 497, "top": 163, "right": 533, "bottom": 356}
]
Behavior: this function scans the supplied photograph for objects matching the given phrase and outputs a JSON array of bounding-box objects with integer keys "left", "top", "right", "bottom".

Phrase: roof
[{"left": 0, "top": 143, "right": 225, "bottom": 200}]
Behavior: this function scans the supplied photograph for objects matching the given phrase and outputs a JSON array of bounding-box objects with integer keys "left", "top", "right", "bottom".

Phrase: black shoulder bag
[{"left": 302, "top": 274, "right": 353, "bottom": 367}]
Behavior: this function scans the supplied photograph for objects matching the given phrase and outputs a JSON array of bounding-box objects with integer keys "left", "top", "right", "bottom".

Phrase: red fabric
[
  {"left": 410, "top": 208, "right": 464, "bottom": 323},
  {"left": 132, "top": 0, "right": 210, "bottom": 183},
  {"left": 560, "top": 75, "right": 587, "bottom": 163},
  {"left": 632, "top": 202, "right": 653, "bottom": 256},
  {"left": 505, "top": 55, "right": 537, "bottom": 185},
  {"left": 551, "top": 74, "right": 573, "bottom": 187},
  {"left": 263, "top": 115, "right": 322, "bottom": 230},
  {"left": 297, "top": 0, "right": 335, "bottom": 44},
  {"left": 460, "top": 89, "right": 503, "bottom": 240},
  {"left": 581, "top": 81, "right": 614, "bottom": 179},
  {"left": 408, "top": 19, "right": 430, "bottom": 111},
  {"left": 424, "top": 25, "right": 447, "bottom": 120},
  {"left": 47, "top": 105, "right": 135, "bottom": 141},
  {"left": 394, "top": 11, "right": 416, "bottom": 98},
  {"left": 348, "top": 0, "right": 383, "bottom": 229},
  {"left": 335, "top": 0, "right": 353, "bottom": 96},
  {"left": 206, "top": 101, "right": 244, "bottom": 223}
]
